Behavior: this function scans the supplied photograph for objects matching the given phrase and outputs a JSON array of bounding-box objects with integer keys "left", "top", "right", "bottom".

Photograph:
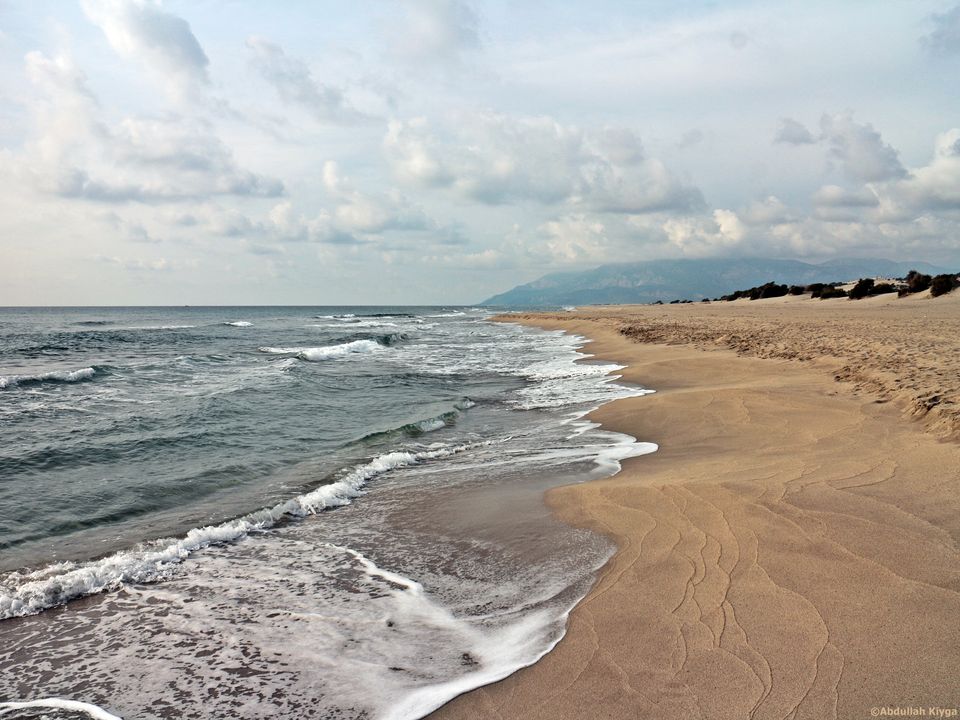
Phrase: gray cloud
[
  {"left": 391, "top": 0, "right": 480, "bottom": 66},
  {"left": 812, "top": 184, "right": 880, "bottom": 207},
  {"left": 384, "top": 113, "right": 583, "bottom": 204},
  {"left": 385, "top": 113, "right": 702, "bottom": 213},
  {"left": 82, "top": 0, "right": 209, "bottom": 100},
  {"left": 587, "top": 161, "right": 706, "bottom": 215},
  {"left": 774, "top": 117, "right": 816, "bottom": 145},
  {"left": 596, "top": 127, "right": 644, "bottom": 166},
  {"left": 896, "top": 128, "right": 960, "bottom": 211},
  {"left": 246, "top": 37, "right": 365, "bottom": 124},
  {"left": 676, "top": 128, "right": 704, "bottom": 150},
  {"left": 921, "top": 4, "right": 960, "bottom": 55},
  {"left": 819, "top": 113, "right": 907, "bottom": 182},
  {"left": 16, "top": 54, "right": 284, "bottom": 204}
]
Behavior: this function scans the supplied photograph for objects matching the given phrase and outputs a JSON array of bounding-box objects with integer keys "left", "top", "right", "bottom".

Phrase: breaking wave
[
  {"left": 354, "top": 400, "right": 475, "bottom": 444},
  {"left": 0, "top": 441, "right": 491, "bottom": 620},
  {"left": 259, "top": 334, "right": 407, "bottom": 361},
  {"left": 0, "top": 367, "right": 97, "bottom": 390}
]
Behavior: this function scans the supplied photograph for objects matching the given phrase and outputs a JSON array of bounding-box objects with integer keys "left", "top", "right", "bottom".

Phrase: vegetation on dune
[
  {"left": 900, "top": 270, "right": 932, "bottom": 296},
  {"left": 930, "top": 273, "right": 960, "bottom": 297},
  {"left": 848, "top": 278, "right": 875, "bottom": 299},
  {"left": 651, "top": 268, "right": 957, "bottom": 305},
  {"left": 818, "top": 286, "right": 848, "bottom": 299},
  {"left": 847, "top": 278, "right": 895, "bottom": 299},
  {"left": 720, "top": 281, "right": 788, "bottom": 301}
]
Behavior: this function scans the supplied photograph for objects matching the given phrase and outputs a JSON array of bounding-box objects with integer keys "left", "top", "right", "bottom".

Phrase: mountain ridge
[{"left": 482, "top": 257, "right": 954, "bottom": 306}]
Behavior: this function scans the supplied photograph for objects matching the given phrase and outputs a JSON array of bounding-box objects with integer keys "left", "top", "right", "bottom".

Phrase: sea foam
[
  {"left": 0, "top": 441, "right": 490, "bottom": 620},
  {"left": 259, "top": 339, "right": 382, "bottom": 361},
  {"left": 0, "top": 367, "right": 96, "bottom": 390},
  {"left": 0, "top": 698, "right": 123, "bottom": 720}
]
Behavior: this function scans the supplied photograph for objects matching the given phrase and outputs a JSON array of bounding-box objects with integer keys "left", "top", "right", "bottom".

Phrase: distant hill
[{"left": 482, "top": 257, "right": 954, "bottom": 306}]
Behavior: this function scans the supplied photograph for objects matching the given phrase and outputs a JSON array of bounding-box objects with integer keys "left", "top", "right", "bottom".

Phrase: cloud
[
  {"left": 896, "top": 128, "right": 960, "bottom": 210},
  {"left": 594, "top": 127, "right": 644, "bottom": 166},
  {"left": 586, "top": 159, "right": 705, "bottom": 214},
  {"left": 921, "top": 4, "right": 960, "bottom": 55},
  {"left": 774, "top": 118, "right": 816, "bottom": 145},
  {"left": 96, "top": 254, "right": 173, "bottom": 272},
  {"left": 81, "top": 0, "right": 209, "bottom": 101},
  {"left": 384, "top": 112, "right": 582, "bottom": 204},
  {"left": 385, "top": 112, "right": 702, "bottom": 213},
  {"left": 676, "top": 128, "right": 704, "bottom": 150},
  {"left": 812, "top": 184, "right": 879, "bottom": 208},
  {"left": 819, "top": 113, "right": 907, "bottom": 182},
  {"left": 811, "top": 194, "right": 878, "bottom": 222},
  {"left": 11, "top": 52, "right": 284, "bottom": 204},
  {"left": 660, "top": 211, "right": 747, "bottom": 257},
  {"left": 538, "top": 214, "right": 610, "bottom": 264},
  {"left": 322, "top": 161, "right": 433, "bottom": 234},
  {"left": 739, "top": 195, "right": 794, "bottom": 225},
  {"left": 246, "top": 37, "right": 365, "bottom": 124},
  {"left": 22, "top": 52, "right": 107, "bottom": 163},
  {"left": 390, "top": 0, "right": 480, "bottom": 66}
]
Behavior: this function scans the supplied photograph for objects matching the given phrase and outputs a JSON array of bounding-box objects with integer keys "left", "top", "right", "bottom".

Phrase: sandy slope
[{"left": 430, "top": 292, "right": 960, "bottom": 720}]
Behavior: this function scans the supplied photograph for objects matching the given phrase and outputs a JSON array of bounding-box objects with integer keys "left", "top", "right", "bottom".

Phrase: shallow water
[{"left": 0, "top": 306, "right": 654, "bottom": 718}]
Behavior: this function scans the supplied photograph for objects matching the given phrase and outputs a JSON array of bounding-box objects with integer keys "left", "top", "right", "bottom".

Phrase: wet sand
[{"left": 431, "top": 292, "right": 960, "bottom": 719}]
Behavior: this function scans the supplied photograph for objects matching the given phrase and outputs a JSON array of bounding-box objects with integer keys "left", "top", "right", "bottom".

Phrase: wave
[
  {"left": 357, "top": 313, "right": 415, "bottom": 318},
  {"left": 0, "top": 441, "right": 490, "bottom": 620},
  {"left": 0, "top": 367, "right": 97, "bottom": 390},
  {"left": 223, "top": 321, "right": 252, "bottom": 327},
  {"left": 310, "top": 320, "right": 399, "bottom": 329},
  {"left": 355, "top": 400, "right": 475, "bottom": 444},
  {"left": 259, "top": 334, "right": 407, "bottom": 361},
  {"left": 128, "top": 325, "right": 197, "bottom": 331},
  {"left": 73, "top": 320, "right": 114, "bottom": 326}
]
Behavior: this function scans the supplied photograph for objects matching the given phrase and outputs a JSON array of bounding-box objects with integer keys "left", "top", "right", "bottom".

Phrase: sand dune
[{"left": 431, "top": 292, "right": 960, "bottom": 720}]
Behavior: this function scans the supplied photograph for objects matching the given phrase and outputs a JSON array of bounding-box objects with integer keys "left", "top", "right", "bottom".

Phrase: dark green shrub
[
  {"left": 788, "top": 285, "right": 806, "bottom": 295},
  {"left": 756, "top": 282, "right": 788, "bottom": 299},
  {"left": 872, "top": 282, "right": 896, "bottom": 295},
  {"left": 906, "top": 270, "right": 932, "bottom": 293},
  {"left": 930, "top": 274, "right": 959, "bottom": 297},
  {"left": 819, "top": 287, "right": 848, "bottom": 299},
  {"left": 806, "top": 283, "right": 827, "bottom": 297},
  {"left": 848, "top": 278, "right": 875, "bottom": 300}
]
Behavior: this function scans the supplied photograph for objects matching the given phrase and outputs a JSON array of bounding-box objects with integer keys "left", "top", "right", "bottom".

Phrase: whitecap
[
  {"left": 258, "top": 340, "right": 382, "bottom": 361},
  {"left": 0, "top": 367, "right": 96, "bottom": 390}
]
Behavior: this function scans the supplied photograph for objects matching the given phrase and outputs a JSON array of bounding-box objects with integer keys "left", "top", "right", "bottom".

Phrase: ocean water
[{"left": 0, "top": 306, "right": 655, "bottom": 719}]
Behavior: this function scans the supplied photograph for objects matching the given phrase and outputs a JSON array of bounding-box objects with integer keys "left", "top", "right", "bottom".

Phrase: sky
[{"left": 1, "top": 0, "right": 959, "bottom": 305}]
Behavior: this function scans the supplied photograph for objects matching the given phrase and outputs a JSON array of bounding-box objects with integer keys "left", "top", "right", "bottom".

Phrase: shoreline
[{"left": 431, "top": 299, "right": 960, "bottom": 719}]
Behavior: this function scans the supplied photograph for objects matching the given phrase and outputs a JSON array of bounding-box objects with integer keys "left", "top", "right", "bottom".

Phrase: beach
[{"left": 432, "top": 292, "right": 960, "bottom": 719}]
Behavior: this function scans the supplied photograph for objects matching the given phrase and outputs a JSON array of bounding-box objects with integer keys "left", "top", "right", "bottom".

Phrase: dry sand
[{"left": 431, "top": 292, "right": 960, "bottom": 720}]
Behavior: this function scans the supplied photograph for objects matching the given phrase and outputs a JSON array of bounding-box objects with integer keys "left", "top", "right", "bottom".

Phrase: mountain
[{"left": 482, "top": 257, "right": 954, "bottom": 307}]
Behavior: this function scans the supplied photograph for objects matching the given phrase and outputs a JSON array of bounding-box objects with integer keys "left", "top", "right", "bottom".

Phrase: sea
[{"left": 0, "top": 306, "right": 655, "bottom": 720}]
